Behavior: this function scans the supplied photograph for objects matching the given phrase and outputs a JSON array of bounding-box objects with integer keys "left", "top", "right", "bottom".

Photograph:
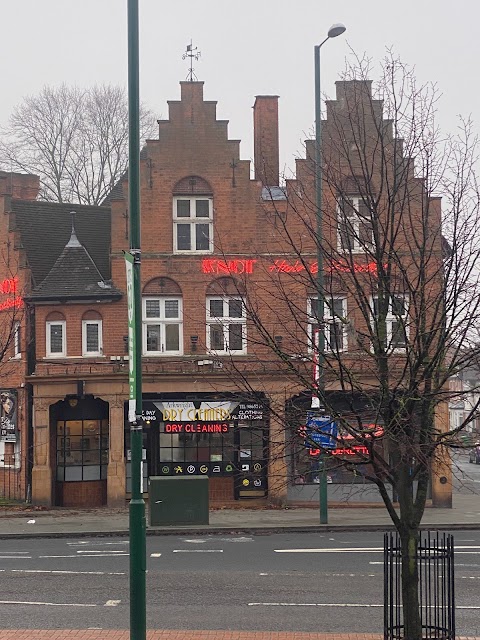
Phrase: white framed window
[
  {"left": 206, "top": 297, "right": 246, "bottom": 354},
  {"left": 142, "top": 297, "right": 183, "bottom": 355},
  {"left": 372, "top": 294, "right": 409, "bottom": 351},
  {"left": 13, "top": 321, "right": 21, "bottom": 359},
  {"left": 46, "top": 321, "right": 66, "bottom": 357},
  {"left": 338, "top": 196, "right": 373, "bottom": 252},
  {"left": 308, "top": 296, "right": 348, "bottom": 352},
  {"left": 173, "top": 196, "right": 213, "bottom": 253},
  {"left": 82, "top": 320, "right": 103, "bottom": 357}
]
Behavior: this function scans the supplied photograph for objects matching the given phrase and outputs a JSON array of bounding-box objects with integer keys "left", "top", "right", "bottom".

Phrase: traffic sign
[{"left": 305, "top": 412, "right": 337, "bottom": 449}]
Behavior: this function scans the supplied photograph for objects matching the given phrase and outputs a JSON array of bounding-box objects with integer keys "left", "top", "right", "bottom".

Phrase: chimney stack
[{"left": 253, "top": 96, "right": 279, "bottom": 187}]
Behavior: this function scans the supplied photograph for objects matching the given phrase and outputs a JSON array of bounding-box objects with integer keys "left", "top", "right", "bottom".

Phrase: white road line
[
  {"left": 275, "top": 548, "right": 383, "bottom": 553},
  {"left": 277, "top": 545, "right": 480, "bottom": 554},
  {"left": 182, "top": 539, "right": 207, "bottom": 543},
  {"left": 248, "top": 602, "right": 383, "bottom": 608},
  {"left": 0, "top": 551, "right": 30, "bottom": 554},
  {"left": 77, "top": 550, "right": 128, "bottom": 555},
  {"left": 67, "top": 541, "right": 128, "bottom": 546},
  {"left": 248, "top": 603, "right": 480, "bottom": 610},
  {"left": 40, "top": 554, "right": 128, "bottom": 558},
  {"left": 0, "top": 556, "right": 31, "bottom": 559},
  {"left": 11, "top": 569, "right": 125, "bottom": 575},
  {"left": 0, "top": 600, "right": 97, "bottom": 607},
  {"left": 104, "top": 600, "right": 121, "bottom": 607},
  {"left": 150, "top": 553, "right": 162, "bottom": 557},
  {"left": 173, "top": 549, "right": 223, "bottom": 553}
]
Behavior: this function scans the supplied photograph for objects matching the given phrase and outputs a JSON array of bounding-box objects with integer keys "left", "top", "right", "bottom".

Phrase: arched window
[
  {"left": 81, "top": 310, "right": 103, "bottom": 357},
  {"left": 206, "top": 278, "right": 246, "bottom": 354},
  {"left": 142, "top": 278, "right": 183, "bottom": 356},
  {"left": 46, "top": 312, "right": 66, "bottom": 358},
  {"left": 173, "top": 176, "right": 213, "bottom": 254}
]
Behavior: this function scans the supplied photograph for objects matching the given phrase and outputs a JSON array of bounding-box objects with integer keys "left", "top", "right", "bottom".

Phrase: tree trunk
[{"left": 400, "top": 527, "right": 422, "bottom": 640}]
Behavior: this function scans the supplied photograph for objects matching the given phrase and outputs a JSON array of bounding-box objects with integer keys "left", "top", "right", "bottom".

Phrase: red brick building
[{"left": 0, "top": 80, "right": 451, "bottom": 508}]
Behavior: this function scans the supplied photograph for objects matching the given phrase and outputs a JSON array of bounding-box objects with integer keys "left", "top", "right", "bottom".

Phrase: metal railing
[{"left": 384, "top": 531, "right": 455, "bottom": 640}]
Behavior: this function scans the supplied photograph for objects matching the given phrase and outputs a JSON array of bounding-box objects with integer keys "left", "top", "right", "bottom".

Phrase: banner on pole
[{"left": 125, "top": 252, "right": 136, "bottom": 423}]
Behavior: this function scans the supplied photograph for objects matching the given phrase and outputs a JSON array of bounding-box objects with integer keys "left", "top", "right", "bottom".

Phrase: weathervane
[{"left": 183, "top": 40, "right": 201, "bottom": 81}]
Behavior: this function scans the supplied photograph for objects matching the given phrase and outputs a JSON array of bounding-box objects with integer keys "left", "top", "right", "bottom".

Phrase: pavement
[
  {"left": 1, "top": 491, "right": 480, "bottom": 538},
  {"left": 0, "top": 633, "right": 435, "bottom": 640},
  {"left": 0, "top": 633, "right": 478, "bottom": 640}
]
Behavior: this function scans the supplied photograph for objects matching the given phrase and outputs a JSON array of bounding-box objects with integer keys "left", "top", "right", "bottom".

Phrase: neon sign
[
  {"left": 0, "top": 277, "right": 23, "bottom": 313},
  {"left": 201, "top": 258, "right": 381, "bottom": 276},
  {"left": 164, "top": 422, "right": 230, "bottom": 433},
  {"left": 202, "top": 259, "right": 257, "bottom": 275}
]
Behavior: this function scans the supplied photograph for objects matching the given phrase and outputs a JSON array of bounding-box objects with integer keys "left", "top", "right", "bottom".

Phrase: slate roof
[
  {"left": 11, "top": 200, "right": 112, "bottom": 288},
  {"left": 27, "top": 223, "right": 122, "bottom": 302}
]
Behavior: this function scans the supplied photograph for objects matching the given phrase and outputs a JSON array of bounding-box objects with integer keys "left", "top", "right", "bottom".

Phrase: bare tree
[
  {"left": 0, "top": 84, "right": 157, "bottom": 205},
  {"left": 216, "top": 53, "right": 480, "bottom": 639}
]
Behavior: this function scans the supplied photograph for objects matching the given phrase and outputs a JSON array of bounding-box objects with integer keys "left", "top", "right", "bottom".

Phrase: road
[
  {"left": 453, "top": 449, "right": 480, "bottom": 495},
  {"left": 0, "top": 452, "right": 478, "bottom": 634},
  {"left": 1, "top": 531, "right": 480, "bottom": 635}
]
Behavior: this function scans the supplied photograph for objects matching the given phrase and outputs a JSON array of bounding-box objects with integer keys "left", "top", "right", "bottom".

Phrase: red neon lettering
[
  {"left": 201, "top": 259, "right": 257, "bottom": 276},
  {"left": 0, "top": 277, "right": 18, "bottom": 295},
  {"left": 165, "top": 423, "right": 184, "bottom": 433},
  {"left": 0, "top": 297, "right": 23, "bottom": 312}
]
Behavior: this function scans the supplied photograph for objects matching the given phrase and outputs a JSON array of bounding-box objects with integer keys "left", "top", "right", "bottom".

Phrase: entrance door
[{"left": 234, "top": 422, "right": 268, "bottom": 498}]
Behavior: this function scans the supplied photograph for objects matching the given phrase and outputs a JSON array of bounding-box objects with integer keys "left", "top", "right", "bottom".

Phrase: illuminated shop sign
[
  {"left": 142, "top": 400, "right": 265, "bottom": 424},
  {"left": 302, "top": 424, "right": 384, "bottom": 458},
  {"left": 163, "top": 422, "right": 230, "bottom": 433},
  {"left": 201, "top": 258, "right": 380, "bottom": 276},
  {"left": 0, "top": 277, "right": 23, "bottom": 313}
]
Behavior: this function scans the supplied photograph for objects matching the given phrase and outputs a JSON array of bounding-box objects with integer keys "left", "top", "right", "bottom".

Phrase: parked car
[{"left": 469, "top": 444, "right": 480, "bottom": 464}]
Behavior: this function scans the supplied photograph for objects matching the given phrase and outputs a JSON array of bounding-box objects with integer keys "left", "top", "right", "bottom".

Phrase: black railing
[{"left": 384, "top": 531, "right": 455, "bottom": 640}]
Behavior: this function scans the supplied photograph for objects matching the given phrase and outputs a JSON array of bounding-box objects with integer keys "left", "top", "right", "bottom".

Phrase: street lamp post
[
  {"left": 127, "top": 1, "right": 146, "bottom": 639},
  {"left": 313, "top": 23, "right": 346, "bottom": 525}
]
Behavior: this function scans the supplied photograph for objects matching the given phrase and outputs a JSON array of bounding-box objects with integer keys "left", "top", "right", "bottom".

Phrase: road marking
[
  {"left": 104, "top": 600, "right": 121, "bottom": 607},
  {"left": 40, "top": 554, "right": 128, "bottom": 558},
  {"left": 11, "top": 569, "right": 125, "bottom": 575},
  {"left": 0, "top": 551, "right": 30, "bottom": 554},
  {"left": 249, "top": 602, "right": 383, "bottom": 608},
  {"left": 150, "top": 553, "right": 162, "bottom": 557},
  {"left": 216, "top": 537, "right": 254, "bottom": 543},
  {"left": 0, "top": 556, "right": 31, "bottom": 559},
  {"left": 182, "top": 539, "right": 207, "bottom": 543},
  {"left": 277, "top": 545, "right": 480, "bottom": 554},
  {"left": 275, "top": 547, "right": 383, "bottom": 553},
  {"left": 67, "top": 540, "right": 129, "bottom": 547},
  {"left": 258, "top": 572, "right": 377, "bottom": 578},
  {"left": 248, "top": 603, "right": 480, "bottom": 610},
  {"left": 173, "top": 549, "right": 223, "bottom": 553},
  {"left": 76, "top": 550, "right": 128, "bottom": 555},
  {"left": 0, "top": 600, "right": 97, "bottom": 607}
]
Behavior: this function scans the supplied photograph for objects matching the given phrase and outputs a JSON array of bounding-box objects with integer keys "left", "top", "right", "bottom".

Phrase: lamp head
[{"left": 327, "top": 23, "right": 346, "bottom": 38}]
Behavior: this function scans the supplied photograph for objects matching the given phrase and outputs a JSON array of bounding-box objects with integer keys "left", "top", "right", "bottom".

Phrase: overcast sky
[{"left": 1, "top": 0, "right": 479, "bottom": 178}]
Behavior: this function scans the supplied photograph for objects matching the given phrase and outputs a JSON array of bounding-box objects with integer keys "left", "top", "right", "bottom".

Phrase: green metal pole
[
  {"left": 314, "top": 43, "right": 328, "bottom": 525},
  {"left": 127, "top": 2, "right": 146, "bottom": 639}
]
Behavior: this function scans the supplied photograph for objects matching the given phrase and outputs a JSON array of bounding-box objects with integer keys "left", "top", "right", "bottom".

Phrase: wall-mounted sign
[
  {"left": 143, "top": 400, "right": 265, "bottom": 424},
  {"left": 0, "top": 277, "right": 23, "bottom": 313},
  {"left": 200, "top": 258, "right": 381, "bottom": 277},
  {"left": 0, "top": 390, "right": 17, "bottom": 442},
  {"left": 163, "top": 422, "right": 230, "bottom": 433}
]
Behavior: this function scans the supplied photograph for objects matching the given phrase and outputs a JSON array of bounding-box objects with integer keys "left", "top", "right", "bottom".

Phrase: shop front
[
  {"left": 125, "top": 394, "right": 269, "bottom": 502},
  {"left": 286, "top": 391, "right": 392, "bottom": 504},
  {"left": 52, "top": 396, "right": 109, "bottom": 507}
]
